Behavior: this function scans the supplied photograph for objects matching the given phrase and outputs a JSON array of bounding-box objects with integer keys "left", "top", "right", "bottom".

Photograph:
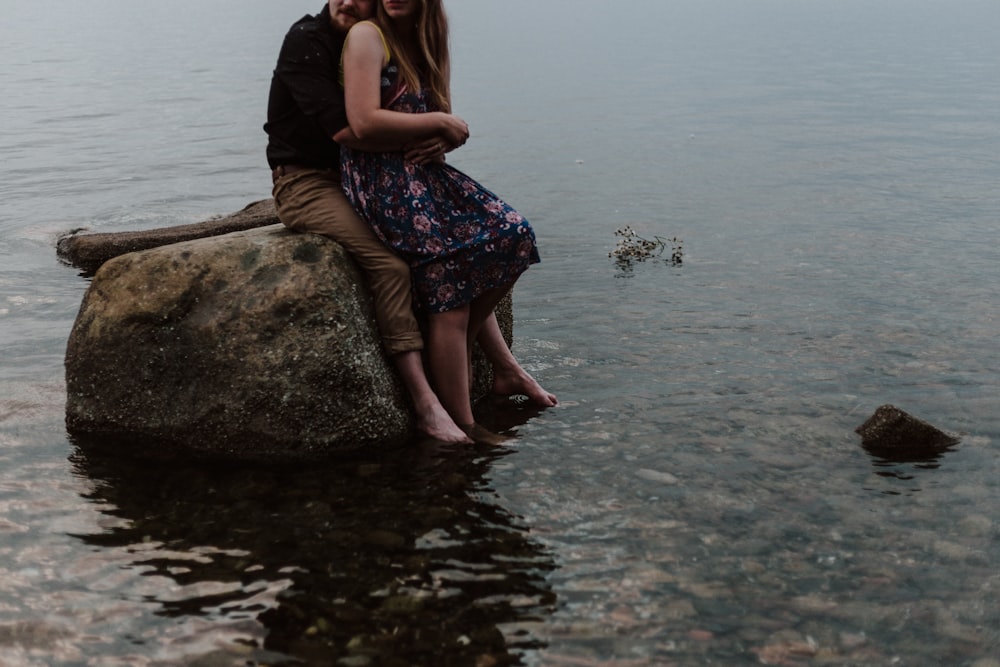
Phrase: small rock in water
[
  {"left": 855, "top": 404, "right": 958, "bottom": 462},
  {"left": 636, "top": 468, "right": 679, "bottom": 485}
]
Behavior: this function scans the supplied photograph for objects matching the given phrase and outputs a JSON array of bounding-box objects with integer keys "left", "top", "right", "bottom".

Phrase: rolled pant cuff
[{"left": 383, "top": 333, "right": 424, "bottom": 356}]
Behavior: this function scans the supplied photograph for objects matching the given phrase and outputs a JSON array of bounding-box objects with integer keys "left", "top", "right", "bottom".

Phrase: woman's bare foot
[
  {"left": 415, "top": 401, "right": 473, "bottom": 444},
  {"left": 492, "top": 366, "right": 558, "bottom": 407},
  {"left": 459, "top": 422, "right": 513, "bottom": 446}
]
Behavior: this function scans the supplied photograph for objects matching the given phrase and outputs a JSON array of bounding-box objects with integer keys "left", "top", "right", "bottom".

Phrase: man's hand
[
  {"left": 405, "top": 114, "right": 469, "bottom": 165},
  {"left": 334, "top": 111, "right": 469, "bottom": 165},
  {"left": 404, "top": 137, "right": 449, "bottom": 165}
]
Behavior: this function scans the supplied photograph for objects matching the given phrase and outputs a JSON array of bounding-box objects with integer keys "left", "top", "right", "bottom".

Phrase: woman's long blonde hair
[{"left": 375, "top": 0, "right": 451, "bottom": 113}]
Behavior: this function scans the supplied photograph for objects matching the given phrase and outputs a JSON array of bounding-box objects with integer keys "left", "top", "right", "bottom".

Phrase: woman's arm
[{"left": 342, "top": 22, "right": 468, "bottom": 147}]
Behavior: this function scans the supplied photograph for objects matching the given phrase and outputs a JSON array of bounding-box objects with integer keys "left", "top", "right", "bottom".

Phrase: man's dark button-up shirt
[{"left": 264, "top": 5, "right": 347, "bottom": 170}]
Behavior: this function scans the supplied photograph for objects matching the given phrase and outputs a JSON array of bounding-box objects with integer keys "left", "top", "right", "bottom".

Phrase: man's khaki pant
[{"left": 272, "top": 168, "right": 423, "bottom": 355}]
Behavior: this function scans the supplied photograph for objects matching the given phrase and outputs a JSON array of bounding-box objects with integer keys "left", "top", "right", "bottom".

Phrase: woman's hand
[{"left": 434, "top": 112, "right": 469, "bottom": 149}]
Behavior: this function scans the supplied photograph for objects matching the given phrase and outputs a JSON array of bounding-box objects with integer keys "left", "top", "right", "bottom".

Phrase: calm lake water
[{"left": 2, "top": 0, "right": 999, "bottom": 665}]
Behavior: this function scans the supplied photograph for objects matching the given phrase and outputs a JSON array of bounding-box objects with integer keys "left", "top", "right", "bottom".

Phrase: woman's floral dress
[{"left": 341, "top": 62, "right": 539, "bottom": 314}]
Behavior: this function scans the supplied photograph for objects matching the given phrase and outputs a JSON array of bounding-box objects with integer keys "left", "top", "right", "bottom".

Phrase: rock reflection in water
[
  {"left": 863, "top": 444, "right": 958, "bottom": 495},
  {"left": 862, "top": 442, "right": 959, "bottom": 496},
  {"left": 856, "top": 405, "right": 960, "bottom": 496},
  {"left": 68, "top": 435, "right": 557, "bottom": 666}
]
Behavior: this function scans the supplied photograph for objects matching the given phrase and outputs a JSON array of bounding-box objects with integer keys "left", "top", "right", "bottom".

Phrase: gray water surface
[{"left": 1, "top": 0, "right": 998, "bottom": 664}]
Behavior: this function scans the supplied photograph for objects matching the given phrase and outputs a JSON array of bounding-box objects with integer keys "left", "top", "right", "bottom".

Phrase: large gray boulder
[{"left": 65, "top": 223, "right": 509, "bottom": 461}]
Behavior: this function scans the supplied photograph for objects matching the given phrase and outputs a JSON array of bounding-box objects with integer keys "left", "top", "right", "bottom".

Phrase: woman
[{"left": 339, "top": 0, "right": 540, "bottom": 444}]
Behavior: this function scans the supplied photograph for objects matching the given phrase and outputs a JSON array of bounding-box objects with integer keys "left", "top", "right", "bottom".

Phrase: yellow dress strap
[{"left": 339, "top": 21, "right": 392, "bottom": 86}]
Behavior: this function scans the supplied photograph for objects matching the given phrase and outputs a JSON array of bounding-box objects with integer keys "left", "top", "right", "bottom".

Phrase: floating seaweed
[{"left": 609, "top": 226, "right": 683, "bottom": 267}]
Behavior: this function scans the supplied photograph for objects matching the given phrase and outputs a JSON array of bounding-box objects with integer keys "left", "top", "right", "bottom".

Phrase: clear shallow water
[{"left": 2, "top": 0, "right": 999, "bottom": 665}]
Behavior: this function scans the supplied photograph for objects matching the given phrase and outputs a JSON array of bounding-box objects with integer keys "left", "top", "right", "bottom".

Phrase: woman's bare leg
[
  {"left": 477, "top": 312, "right": 558, "bottom": 407},
  {"left": 393, "top": 350, "right": 473, "bottom": 443},
  {"left": 426, "top": 305, "right": 511, "bottom": 446},
  {"left": 426, "top": 307, "right": 475, "bottom": 426},
  {"left": 467, "top": 287, "right": 510, "bottom": 344},
  {"left": 466, "top": 287, "right": 558, "bottom": 409},
  {"left": 464, "top": 286, "right": 514, "bottom": 391}
]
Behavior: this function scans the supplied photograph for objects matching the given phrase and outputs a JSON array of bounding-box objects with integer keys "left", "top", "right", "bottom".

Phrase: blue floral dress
[{"left": 341, "top": 63, "right": 540, "bottom": 314}]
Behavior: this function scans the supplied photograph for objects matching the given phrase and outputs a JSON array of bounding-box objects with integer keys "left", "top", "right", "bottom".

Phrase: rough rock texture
[
  {"left": 58, "top": 199, "right": 278, "bottom": 275},
  {"left": 66, "top": 224, "right": 511, "bottom": 461},
  {"left": 855, "top": 404, "right": 959, "bottom": 462}
]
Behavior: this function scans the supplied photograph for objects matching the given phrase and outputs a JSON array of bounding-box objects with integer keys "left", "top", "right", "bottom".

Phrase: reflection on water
[
  {"left": 862, "top": 437, "right": 960, "bottom": 496},
  {"left": 68, "top": 415, "right": 556, "bottom": 666}
]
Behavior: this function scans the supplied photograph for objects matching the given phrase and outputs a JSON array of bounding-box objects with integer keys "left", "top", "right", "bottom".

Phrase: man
[{"left": 264, "top": 0, "right": 555, "bottom": 444}]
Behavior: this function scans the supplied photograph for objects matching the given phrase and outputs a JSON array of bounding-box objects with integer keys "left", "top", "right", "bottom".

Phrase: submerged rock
[
  {"left": 855, "top": 404, "right": 958, "bottom": 462},
  {"left": 65, "top": 223, "right": 511, "bottom": 461}
]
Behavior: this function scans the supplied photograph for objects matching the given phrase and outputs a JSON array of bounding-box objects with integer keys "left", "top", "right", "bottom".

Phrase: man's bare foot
[
  {"left": 492, "top": 367, "right": 558, "bottom": 407},
  {"left": 416, "top": 402, "right": 473, "bottom": 444},
  {"left": 459, "top": 422, "right": 513, "bottom": 446}
]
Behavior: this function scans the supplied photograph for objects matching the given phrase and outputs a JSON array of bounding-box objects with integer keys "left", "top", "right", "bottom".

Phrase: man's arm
[
  {"left": 333, "top": 126, "right": 448, "bottom": 165},
  {"left": 332, "top": 125, "right": 403, "bottom": 152}
]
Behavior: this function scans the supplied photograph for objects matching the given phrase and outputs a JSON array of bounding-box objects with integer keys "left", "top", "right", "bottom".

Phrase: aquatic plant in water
[{"left": 609, "top": 226, "right": 683, "bottom": 267}]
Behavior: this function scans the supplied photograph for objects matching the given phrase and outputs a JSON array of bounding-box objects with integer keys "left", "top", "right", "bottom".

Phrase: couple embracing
[{"left": 265, "top": 0, "right": 555, "bottom": 445}]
